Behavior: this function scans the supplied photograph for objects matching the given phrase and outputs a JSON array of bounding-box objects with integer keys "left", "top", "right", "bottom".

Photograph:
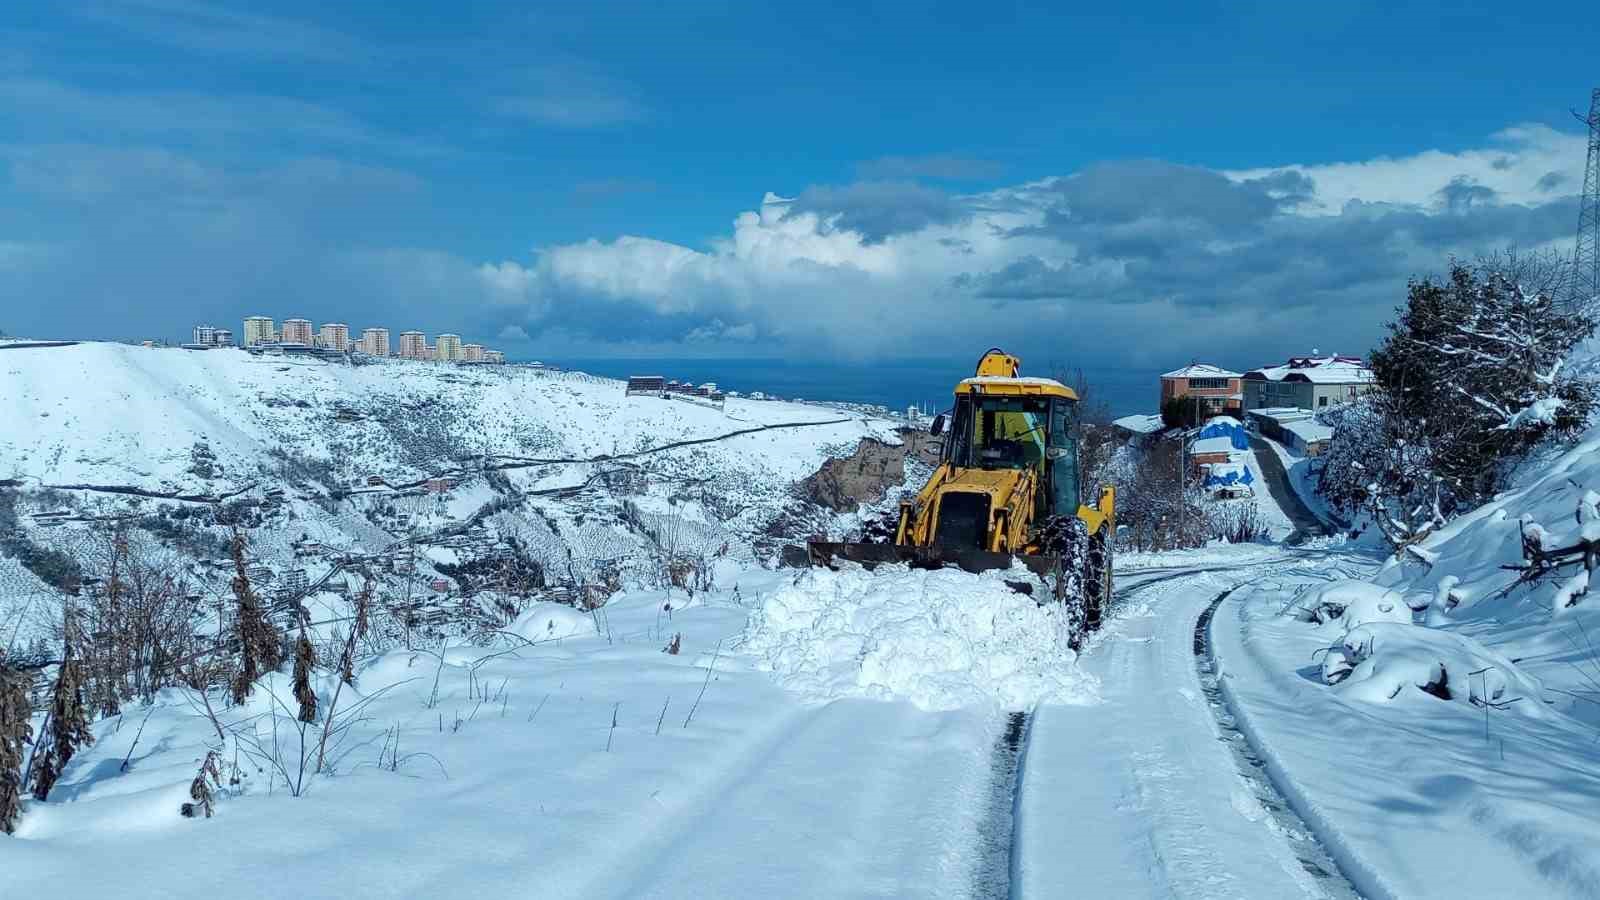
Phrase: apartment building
[
  {"left": 360, "top": 327, "right": 391, "bottom": 356},
  {"left": 398, "top": 331, "right": 427, "bottom": 359},
  {"left": 461, "top": 343, "right": 484, "bottom": 362},
  {"left": 435, "top": 333, "right": 463, "bottom": 361},
  {"left": 319, "top": 323, "right": 350, "bottom": 351},
  {"left": 243, "top": 316, "right": 275, "bottom": 346},
  {"left": 281, "top": 318, "right": 314, "bottom": 345}
]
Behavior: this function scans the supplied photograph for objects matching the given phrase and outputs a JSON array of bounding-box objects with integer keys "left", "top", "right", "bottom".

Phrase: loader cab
[{"left": 945, "top": 380, "right": 1080, "bottom": 520}]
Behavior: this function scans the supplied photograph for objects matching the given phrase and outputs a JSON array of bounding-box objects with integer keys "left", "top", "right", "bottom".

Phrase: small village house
[
  {"left": 1241, "top": 355, "right": 1375, "bottom": 412},
  {"left": 1160, "top": 364, "right": 1243, "bottom": 418}
]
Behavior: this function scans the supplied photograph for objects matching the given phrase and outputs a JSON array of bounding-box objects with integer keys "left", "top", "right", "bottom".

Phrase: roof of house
[
  {"left": 1161, "top": 363, "right": 1242, "bottom": 379},
  {"left": 1113, "top": 413, "right": 1165, "bottom": 435},
  {"left": 1283, "top": 420, "right": 1335, "bottom": 445},
  {"left": 1244, "top": 354, "right": 1374, "bottom": 384},
  {"left": 1245, "top": 406, "right": 1315, "bottom": 424}
]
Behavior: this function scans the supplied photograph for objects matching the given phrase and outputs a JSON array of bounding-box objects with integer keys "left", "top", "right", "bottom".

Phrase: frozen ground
[
  {"left": 7, "top": 344, "right": 1600, "bottom": 898},
  {"left": 6, "top": 542, "right": 1600, "bottom": 898}
]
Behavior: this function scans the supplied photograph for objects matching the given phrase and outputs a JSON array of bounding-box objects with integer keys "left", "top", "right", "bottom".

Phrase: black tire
[
  {"left": 1046, "top": 517, "right": 1093, "bottom": 650},
  {"left": 1084, "top": 529, "right": 1111, "bottom": 634}
]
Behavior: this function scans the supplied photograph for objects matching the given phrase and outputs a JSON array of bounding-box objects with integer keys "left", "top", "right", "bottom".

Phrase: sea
[{"left": 540, "top": 357, "right": 1157, "bottom": 418}]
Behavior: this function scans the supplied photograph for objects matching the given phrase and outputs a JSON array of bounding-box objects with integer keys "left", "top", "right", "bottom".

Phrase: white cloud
[
  {"left": 476, "top": 125, "right": 1584, "bottom": 365},
  {"left": 1229, "top": 123, "right": 1586, "bottom": 213}
]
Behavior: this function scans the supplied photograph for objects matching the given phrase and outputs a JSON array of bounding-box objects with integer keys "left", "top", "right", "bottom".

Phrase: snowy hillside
[
  {"left": 0, "top": 342, "right": 903, "bottom": 647},
  {"left": 1213, "top": 424, "right": 1600, "bottom": 899}
]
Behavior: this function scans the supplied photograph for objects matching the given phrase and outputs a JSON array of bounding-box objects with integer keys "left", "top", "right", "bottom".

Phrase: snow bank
[
  {"left": 1287, "top": 578, "right": 1412, "bottom": 631},
  {"left": 736, "top": 564, "right": 1098, "bottom": 711},
  {"left": 510, "top": 601, "right": 595, "bottom": 643},
  {"left": 1321, "top": 622, "right": 1550, "bottom": 715}
]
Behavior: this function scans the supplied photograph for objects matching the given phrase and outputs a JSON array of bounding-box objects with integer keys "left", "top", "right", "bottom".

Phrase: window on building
[
  {"left": 1188, "top": 377, "right": 1228, "bottom": 390},
  {"left": 1318, "top": 396, "right": 1328, "bottom": 407}
]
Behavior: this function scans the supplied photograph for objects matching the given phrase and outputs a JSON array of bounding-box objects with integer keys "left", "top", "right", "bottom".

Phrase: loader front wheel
[{"left": 1084, "top": 529, "right": 1112, "bottom": 634}]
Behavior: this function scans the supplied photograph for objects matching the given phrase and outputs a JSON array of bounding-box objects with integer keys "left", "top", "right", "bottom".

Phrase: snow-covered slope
[
  {"left": 1216, "top": 424, "right": 1600, "bottom": 899},
  {"left": 0, "top": 342, "right": 904, "bottom": 647},
  {"left": 1, "top": 342, "right": 883, "bottom": 492}
]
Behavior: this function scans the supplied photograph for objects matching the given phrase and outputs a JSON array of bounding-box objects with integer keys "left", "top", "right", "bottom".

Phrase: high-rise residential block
[
  {"left": 243, "top": 316, "right": 275, "bottom": 346},
  {"left": 281, "top": 318, "right": 314, "bottom": 345},
  {"left": 360, "top": 327, "right": 391, "bottom": 356},
  {"left": 462, "top": 343, "right": 485, "bottom": 362},
  {"left": 398, "top": 331, "right": 427, "bottom": 359},
  {"left": 319, "top": 323, "right": 350, "bottom": 351},
  {"left": 435, "top": 333, "right": 463, "bottom": 361}
]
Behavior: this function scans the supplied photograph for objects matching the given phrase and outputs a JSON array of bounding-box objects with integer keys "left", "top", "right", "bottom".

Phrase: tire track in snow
[
  {"left": 1195, "top": 587, "right": 1364, "bottom": 899},
  {"left": 970, "top": 710, "right": 1031, "bottom": 900}
]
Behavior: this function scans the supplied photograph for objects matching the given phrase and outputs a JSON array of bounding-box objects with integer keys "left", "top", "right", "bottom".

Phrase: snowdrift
[{"left": 736, "top": 564, "right": 1098, "bottom": 711}]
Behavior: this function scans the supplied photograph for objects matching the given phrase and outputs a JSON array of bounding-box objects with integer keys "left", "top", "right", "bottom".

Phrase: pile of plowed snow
[{"left": 736, "top": 564, "right": 1098, "bottom": 711}]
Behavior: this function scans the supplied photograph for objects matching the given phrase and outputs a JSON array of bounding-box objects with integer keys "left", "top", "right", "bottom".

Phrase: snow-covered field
[{"left": 6, "top": 342, "right": 1600, "bottom": 899}]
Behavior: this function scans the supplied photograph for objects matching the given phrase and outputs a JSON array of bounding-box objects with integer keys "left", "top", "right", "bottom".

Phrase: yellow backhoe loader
[{"left": 805, "top": 349, "right": 1115, "bottom": 644}]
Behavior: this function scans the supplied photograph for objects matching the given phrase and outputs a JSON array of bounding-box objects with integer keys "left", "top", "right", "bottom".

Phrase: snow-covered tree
[
  {"left": 30, "top": 610, "right": 94, "bottom": 801},
  {"left": 1371, "top": 254, "right": 1595, "bottom": 506},
  {"left": 1323, "top": 252, "right": 1595, "bottom": 551}
]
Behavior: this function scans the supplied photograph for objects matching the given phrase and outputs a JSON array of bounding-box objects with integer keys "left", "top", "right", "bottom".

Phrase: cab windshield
[{"left": 947, "top": 396, "right": 1048, "bottom": 470}]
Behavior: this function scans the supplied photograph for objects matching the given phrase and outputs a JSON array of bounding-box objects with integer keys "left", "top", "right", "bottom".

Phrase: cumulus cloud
[
  {"left": 2, "top": 122, "right": 1587, "bottom": 369},
  {"left": 468, "top": 123, "right": 1586, "bottom": 366}
]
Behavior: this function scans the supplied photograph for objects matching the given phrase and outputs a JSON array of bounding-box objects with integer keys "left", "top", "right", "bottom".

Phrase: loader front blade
[{"left": 798, "top": 541, "right": 1059, "bottom": 579}]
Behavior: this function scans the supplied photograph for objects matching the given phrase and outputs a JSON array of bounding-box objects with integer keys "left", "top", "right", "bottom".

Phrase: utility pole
[{"left": 1575, "top": 87, "right": 1600, "bottom": 311}]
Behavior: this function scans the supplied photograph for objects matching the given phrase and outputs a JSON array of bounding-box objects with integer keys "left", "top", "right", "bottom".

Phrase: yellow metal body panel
[
  {"left": 891, "top": 349, "right": 1115, "bottom": 555},
  {"left": 954, "top": 378, "right": 1079, "bottom": 400},
  {"left": 974, "top": 350, "right": 1023, "bottom": 377}
]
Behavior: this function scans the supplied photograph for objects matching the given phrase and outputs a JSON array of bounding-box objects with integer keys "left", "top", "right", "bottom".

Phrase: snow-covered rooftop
[
  {"left": 1245, "top": 406, "right": 1315, "bottom": 423},
  {"left": 1112, "top": 413, "right": 1165, "bottom": 435},
  {"left": 1282, "top": 420, "right": 1334, "bottom": 445},
  {"left": 1161, "top": 363, "right": 1242, "bottom": 379},
  {"left": 1245, "top": 355, "right": 1373, "bottom": 384}
]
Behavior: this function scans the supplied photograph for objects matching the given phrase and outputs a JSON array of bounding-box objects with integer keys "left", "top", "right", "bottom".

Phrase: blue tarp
[
  {"left": 1204, "top": 464, "right": 1255, "bottom": 487},
  {"left": 1195, "top": 417, "right": 1250, "bottom": 450}
]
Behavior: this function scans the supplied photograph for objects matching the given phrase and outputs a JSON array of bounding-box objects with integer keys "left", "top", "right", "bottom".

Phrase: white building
[
  {"left": 461, "top": 343, "right": 485, "bottom": 362},
  {"left": 435, "top": 333, "right": 463, "bottom": 362},
  {"left": 192, "top": 324, "right": 218, "bottom": 346},
  {"left": 360, "top": 327, "right": 390, "bottom": 357},
  {"left": 243, "top": 316, "right": 275, "bottom": 346},
  {"left": 484, "top": 349, "right": 505, "bottom": 364}
]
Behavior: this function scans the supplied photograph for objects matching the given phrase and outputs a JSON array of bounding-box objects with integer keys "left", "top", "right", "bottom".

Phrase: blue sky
[{"left": 2, "top": 1, "right": 1597, "bottom": 392}]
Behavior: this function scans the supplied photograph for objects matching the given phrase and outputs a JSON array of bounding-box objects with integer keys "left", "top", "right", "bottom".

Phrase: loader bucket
[{"left": 796, "top": 540, "right": 1060, "bottom": 579}]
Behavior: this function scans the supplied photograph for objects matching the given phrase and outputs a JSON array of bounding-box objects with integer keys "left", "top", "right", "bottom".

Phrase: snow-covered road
[
  {"left": 1015, "top": 564, "right": 1350, "bottom": 899},
  {"left": 585, "top": 698, "right": 998, "bottom": 899}
]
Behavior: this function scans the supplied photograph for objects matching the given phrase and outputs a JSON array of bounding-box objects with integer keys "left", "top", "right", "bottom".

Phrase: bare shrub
[
  {"left": 73, "top": 525, "right": 206, "bottom": 716},
  {"left": 0, "top": 661, "right": 32, "bottom": 833},
  {"left": 180, "top": 750, "right": 222, "bottom": 819},
  {"left": 230, "top": 531, "right": 283, "bottom": 705},
  {"left": 30, "top": 602, "right": 93, "bottom": 801}
]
